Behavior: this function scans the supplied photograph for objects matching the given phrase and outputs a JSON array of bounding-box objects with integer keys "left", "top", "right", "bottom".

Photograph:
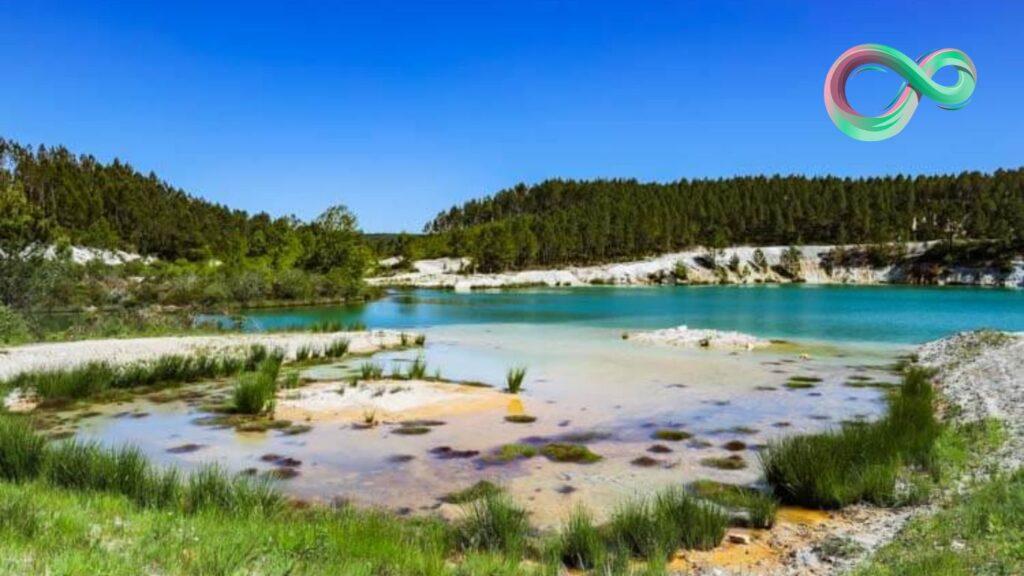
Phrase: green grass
[
  {"left": 761, "top": 367, "right": 941, "bottom": 508},
  {"left": 558, "top": 505, "right": 604, "bottom": 570},
  {"left": 3, "top": 347, "right": 273, "bottom": 402},
  {"left": 505, "top": 366, "right": 527, "bottom": 394},
  {"left": 541, "top": 443, "right": 602, "bottom": 463},
  {"left": 323, "top": 337, "right": 350, "bottom": 358},
  {"left": 608, "top": 487, "right": 727, "bottom": 559},
  {"left": 485, "top": 444, "right": 539, "bottom": 464},
  {"left": 406, "top": 356, "right": 429, "bottom": 379},
  {"left": 688, "top": 480, "right": 778, "bottom": 529},
  {"left": 456, "top": 493, "right": 530, "bottom": 556},
  {"left": 855, "top": 469, "right": 1024, "bottom": 576},
  {"left": 440, "top": 480, "right": 503, "bottom": 504},
  {"left": 231, "top": 372, "right": 277, "bottom": 415},
  {"left": 0, "top": 417, "right": 47, "bottom": 482},
  {"left": 359, "top": 362, "right": 384, "bottom": 380}
]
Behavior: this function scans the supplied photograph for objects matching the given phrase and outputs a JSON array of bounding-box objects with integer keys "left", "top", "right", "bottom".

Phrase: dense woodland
[
  {"left": 417, "top": 173, "right": 1024, "bottom": 272},
  {"left": 0, "top": 140, "right": 373, "bottom": 334}
]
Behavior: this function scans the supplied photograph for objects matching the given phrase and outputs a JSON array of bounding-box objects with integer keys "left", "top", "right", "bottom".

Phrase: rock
[
  {"left": 727, "top": 532, "right": 751, "bottom": 545},
  {"left": 625, "top": 326, "right": 770, "bottom": 350}
]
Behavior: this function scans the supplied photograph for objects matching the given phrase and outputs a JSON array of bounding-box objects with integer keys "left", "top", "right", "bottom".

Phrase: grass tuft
[{"left": 505, "top": 366, "right": 528, "bottom": 394}]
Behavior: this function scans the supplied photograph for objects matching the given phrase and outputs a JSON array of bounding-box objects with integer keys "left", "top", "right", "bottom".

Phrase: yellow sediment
[
  {"left": 777, "top": 506, "right": 832, "bottom": 526},
  {"left": 274, "top": 379, "right": 509, "bottom": 424},
  {"left": 670, "top": 529, "right": 778, "bottom": 573}
]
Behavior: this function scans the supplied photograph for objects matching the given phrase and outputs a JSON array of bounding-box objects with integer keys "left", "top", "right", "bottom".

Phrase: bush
[{"left": 0, "top": 305, "right": 31, "bottom": 345}]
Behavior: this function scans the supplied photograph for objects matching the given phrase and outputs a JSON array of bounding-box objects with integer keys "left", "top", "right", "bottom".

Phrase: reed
[
  {"left": 760, "top": 367, "right": 940, "bottom": 508},
  {"left": 0, "top": 417, "right": 47, "bottom": 482},
  {"left": 559, "top": 505, "right": 604, "bottom": 570},
  {"left": 231, "top": 372, "right": 277, "bottom": 415},
  {"left": 505, "top": 366, "right": 527, "bottom": 394},
  {"left": 456, "top": 493, "right": 530, "bottom": 556}
]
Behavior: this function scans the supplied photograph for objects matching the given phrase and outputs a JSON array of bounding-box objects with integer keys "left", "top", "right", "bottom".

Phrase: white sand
[{"left": 0, "top": 330, "right": 416, "bottom": 382}]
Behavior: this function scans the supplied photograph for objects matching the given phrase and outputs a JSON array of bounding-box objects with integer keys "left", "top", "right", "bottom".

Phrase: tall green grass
[
  {"left": 0, "top": 418, "right": 47, "bottom": 482},
  {"left": 505, "top": 366, "right": 527, "bottom": 394},
  {"left": 608, "top": 487, "right": 727, "bottom": 559},
  {"left": 0, "top": 416, "right": 281, "bottom": 516},
  {"left": 456, "top": 492, "right": 530, "bottom": 556},
  {"left": 760, "top": 367, "right": 941, "bottom": 508},
  {"left": 4, "top": 346, "right": 274, "bottom": 402},
  {"left": 559, "top": 505, "right": 604, "bottom": 570}
]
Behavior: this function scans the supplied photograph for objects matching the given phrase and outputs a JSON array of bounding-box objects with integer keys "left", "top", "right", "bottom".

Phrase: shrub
[
  {"left": 0, "top": 305, "right": 31, "bottom": 345},
  {"left": 505, "top": 366, "right": 527, "bottom": 393},
  {"left": 559, "top": 505, "right": 604, "bottom": 570},
  {"left": 608, "top": 498, "right": 674, "bottom": 559},
  {"left": 0, "top": 417, "right": 47, "bottom": 482},
  {"left": 456, "top": 493, "right": 530, "bottom": 556}
]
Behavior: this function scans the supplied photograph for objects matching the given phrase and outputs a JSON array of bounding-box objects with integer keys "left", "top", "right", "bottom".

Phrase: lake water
[
  {"left": 74, "top": 285, "right": 1024, "bottom": 525},
  {"left": 243, "top": 285, "right": 1024, "bottom": 345}
]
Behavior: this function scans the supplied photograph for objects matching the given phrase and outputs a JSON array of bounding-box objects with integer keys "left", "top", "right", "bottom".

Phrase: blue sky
[{"left": 2, "top": 1, "right": 1022, "bottom": 232}]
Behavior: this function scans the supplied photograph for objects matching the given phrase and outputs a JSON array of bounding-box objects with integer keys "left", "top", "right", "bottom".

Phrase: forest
[
  {"left": 415, "top": 173, "right": 1024, "bottom": 272},
  {"left": 0, "top": 140, "right": 373, "bottom": 341}
]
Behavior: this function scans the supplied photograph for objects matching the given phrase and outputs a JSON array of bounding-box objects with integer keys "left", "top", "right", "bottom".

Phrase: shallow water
[{"left": 72, "top": 286, "right": 1024, "bottom": 525}]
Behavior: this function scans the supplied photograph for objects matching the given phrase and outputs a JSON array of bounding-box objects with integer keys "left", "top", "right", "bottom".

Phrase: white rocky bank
[
  {"left": 624, "top": 326, "right": 771, "bottom": 350},
  {"left": 372, "top": 243, "right": 1024, "bottom": 290}
]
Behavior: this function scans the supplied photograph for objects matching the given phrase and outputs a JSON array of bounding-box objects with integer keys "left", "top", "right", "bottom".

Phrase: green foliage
[
  {"left": 688, "top": 480, "right": 778, "bottom": 529},
  {"left": 761, "top": 367, "right": 941, "bottom": 508},
  {"left": 559, "top": 505, "right": 604, "bottom": 570},
  {"left": 231, "top": 372, "right": 277, "bottom": 415},
  {"left": 0, "top": 305, "right": 31, "bottom": 345},
  {"left": 359, "top": 362, "right": 384, "bottom": 380},
  {"left": 540, "top": 443, "right": 602, "bottom": 463},
  {"left": 505, "top": 366, "right": 527, "bottom": 393},
  {"left": 6, "top": 349, "right": 261, "bottom": 401},
  {"left": 419, "top": 173, "right": 1024, "bottom": 271},
  {"left": 456, "top": 493, "right": 530, "bottom": 556},
  {"left": 441, "top": 481, "right": 503, "bottom": 505},
  {"left": 324, "top": 337, "right": 350, "bottom": 358},
  {"left": 0, "top": 418, "right": 47, "bottom": 482},
  {"left": 407, "top": 356, "right": 428, "bottom": 379}
]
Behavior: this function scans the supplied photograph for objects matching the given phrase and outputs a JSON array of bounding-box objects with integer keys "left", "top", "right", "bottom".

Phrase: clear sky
[{"left": 2, "top": 1, "right": 1022, "bottom": 232}]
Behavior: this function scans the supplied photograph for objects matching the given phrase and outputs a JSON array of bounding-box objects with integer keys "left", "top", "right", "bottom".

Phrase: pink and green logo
[{"left": 824, "top": 44, "right": 976, "bottom": 141}]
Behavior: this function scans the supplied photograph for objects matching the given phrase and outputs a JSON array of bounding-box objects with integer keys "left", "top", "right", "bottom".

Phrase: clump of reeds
[
  {"left": 323, "top": 338, "right": 350, "bottom": 358},
  {"left": 760, "top": 367, "right": 940, "bottom": 509},
  {"left": 559, "top": 505, "right": 604, "bottom": 570},
  {"left": 406, "top": 357, "right": 428, "bottom": 379},
  {"left": 359, "top": 362, "right": 384, "bottom": 380},
  {"left": 456, "top": 492, "right": 530, "bottom": 556},
  {"left": 0, "top": 417, "right": 47, "bottom": 482},
  {"left": 505, "top": 366, "right": 527, "bottom": 394}
]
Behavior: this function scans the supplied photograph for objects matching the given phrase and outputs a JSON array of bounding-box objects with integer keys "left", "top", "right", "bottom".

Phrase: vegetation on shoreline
[{"left": 407, "top": 173, "right": 1024, "bottom": 272}]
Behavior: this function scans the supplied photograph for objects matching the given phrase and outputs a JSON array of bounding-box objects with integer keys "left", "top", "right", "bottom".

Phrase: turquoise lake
[{"left": 244, "top": 285, "right": 1024, "bottom": 345}]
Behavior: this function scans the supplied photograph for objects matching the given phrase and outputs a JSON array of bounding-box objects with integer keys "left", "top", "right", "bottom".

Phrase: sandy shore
[
  {"left": 0, "top": 330, "right": 417, "bottom": 382},
  {"left": 372, "top": 243, "right": 1024, "bottom": 289},
  {"left": 276, "top": 378, "right": 510, "bottom": 424}
]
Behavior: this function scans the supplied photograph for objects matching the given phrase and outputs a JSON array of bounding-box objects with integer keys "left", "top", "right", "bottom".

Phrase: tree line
[
  {"left": 0, "top": 139, "right": 373, "bottom": 317},
  {"left": 417, "top": 173, "right": 1024, "bottom": 272}
]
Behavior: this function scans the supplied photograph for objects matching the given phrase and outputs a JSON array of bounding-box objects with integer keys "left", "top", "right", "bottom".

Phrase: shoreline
[
  {"left": 0, "top": 330, "right": 416, "bottom": 384},
  {"left": 371, "top": 243, "right": 1024, "bottom": 290}
]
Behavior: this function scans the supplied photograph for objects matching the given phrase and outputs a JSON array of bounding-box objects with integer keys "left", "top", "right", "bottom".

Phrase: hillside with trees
[
  {"left": 0, "top": 140, "right": 373, "bottom": 338},
  {"left": 419, "top": 173, "right": 1024, "bottom": 272}
]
